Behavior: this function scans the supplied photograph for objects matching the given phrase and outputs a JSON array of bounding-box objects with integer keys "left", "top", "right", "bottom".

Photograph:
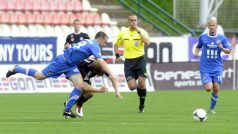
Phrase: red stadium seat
[
  {"left": 93, "top": 12, "right": 102, "bottom": 25},
  {"left": 74, "top": 0, "right": 82, "bottom": 12},
  {"left": 32, "top": 0, "right": 42, "bottom": 11},
  {"left": 9, "top": 12, "right": 18, "bottom": 24},
  {"left": 52, "top": 12, "right": 61, "bottom": 25},
  {"left": 66, "top": 0, "right": 75, "bottom": 11},
  {"left": 34, "top": 12, "right": 44, "bottom": 24},
  {"left": 85, "top": 12, "right": 94, "bottom": 26},
  {"left": 42, "top": 12, "right": 53, "bottom": 25},
  {"left": 49, "top": 0, "right": 58, "bottom": 11},
  {"left": 0, "top": 0, "right": 8, "bottom": 11},
  {"left": 41, "top": 0, "right": 50, "bottom": 11},
  {"left": 60, "top": 12, "right": 70, "bottom": 25},
  {"left": 7, "top": 0, "right": 16, "bottom": 11},
  {"left": 76, "top": 12, "right": 86, "bottom": 25},
  {"left": 69, "top": 13, "right": 77, "bottom": 24},
  {"left": 15, "top": 0, "right": 24, "bottom": 11},
  {"left": 0, "top": 12, "right": 10, "bottom": 24},
  {"left": 58, "top": 0, "right": 66, "bottom": 11},
  {"left": 62, "top": 12, "right": 74, "bottom": 25},
  {"left": 18, "top": 12, "right": 27, "bottom": 24},
  {"left": 25, "top": 12, "right": 35, "bottom": 24},
  {"left": 24, "top": 0, "right": 33, "bottom": 11}
]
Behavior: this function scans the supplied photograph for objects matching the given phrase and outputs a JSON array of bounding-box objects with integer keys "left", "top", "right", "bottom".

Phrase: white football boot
[{"left": 76, "top": 105, "right": 84, "bottom": 117}]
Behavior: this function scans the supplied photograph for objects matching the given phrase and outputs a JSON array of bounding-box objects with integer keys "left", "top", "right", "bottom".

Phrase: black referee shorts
[{"left": 124, "top": 55, "right": 148, "bottom": 81}]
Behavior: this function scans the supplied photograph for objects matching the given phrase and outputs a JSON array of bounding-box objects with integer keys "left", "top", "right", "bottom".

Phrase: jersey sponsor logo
[{"left": 207, "top": 42, "right": 217, "bottom": 48}]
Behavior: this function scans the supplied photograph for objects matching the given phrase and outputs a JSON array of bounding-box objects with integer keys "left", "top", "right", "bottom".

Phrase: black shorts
[{"left": 124, "top": 55, "right": 147, "bottom": 81}]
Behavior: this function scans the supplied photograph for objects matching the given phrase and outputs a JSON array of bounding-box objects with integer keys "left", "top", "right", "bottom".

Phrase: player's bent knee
[
  {"left": 75, "top": 83, "right": 84, "bottom": 90},
  {"left": 34, "top": 72, "right": 47, "bottom": 80},
  {"left": 138, "top": 84, "right": 146, "bottom": 89},
  {"left": 84, "top": 93, "right": 94, "bottom": 98},
  {"left": 128, "top": 84, "right": 137, "bottom": 91},
  {"left": 83, "top": 91, "right": 94, "bottom": 96}
]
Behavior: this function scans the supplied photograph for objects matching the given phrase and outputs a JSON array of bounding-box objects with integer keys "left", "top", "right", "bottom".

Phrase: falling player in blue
[
  {"left": 194, "top": 17, "right": 232, "bottom": 114},
  {"left": 6, "top": 31, "right": 123, "bottom": 118}
]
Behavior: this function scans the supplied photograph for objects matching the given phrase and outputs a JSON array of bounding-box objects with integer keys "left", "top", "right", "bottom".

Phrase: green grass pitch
[{"left": 0, "top": 90, "right": 238, "bottom": 134}]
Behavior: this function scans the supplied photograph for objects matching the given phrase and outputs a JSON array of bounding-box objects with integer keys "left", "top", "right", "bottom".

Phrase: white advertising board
[{"left": 0, "top": 64, "right": 154, "bottom": 93}]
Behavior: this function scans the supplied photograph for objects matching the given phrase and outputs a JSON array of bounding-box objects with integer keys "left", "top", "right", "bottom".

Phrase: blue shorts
[
  {"left": 200, "top": 72, "right": 222, "bottom": 85},
  {"left": 42, "top": 55, "right": 80, "bottom": 78}
]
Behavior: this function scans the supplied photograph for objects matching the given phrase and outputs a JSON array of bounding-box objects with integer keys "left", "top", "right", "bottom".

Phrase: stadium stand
[
  {"left": 79, "top": 25, "right": 88, "bottom": 33},
  {"left": 45, "top": 25, "right": 55, "bottom": 36},
  {"left": 24, "top": 0, "right": 33, "bottom": 11},
  {"left": 87, "top": 26, "right": 96, "bottom": 38},
  {"left": 0, "top": 0, "right": 120, "bottom": 37},
  {"left": 18, "top": 25, "right": 29, "bottom": 36},
  {"left": 11, "top": 24, "right": 20, "bottom": 36},
  {"left": 0, "top": 24, "right": 11, "bottom": 36},
  {"left": 28, "top": 24, "right": 38, "bottom": 36},
  {"left": 0, "top": 0, "right": 7, "bottom": 11}
]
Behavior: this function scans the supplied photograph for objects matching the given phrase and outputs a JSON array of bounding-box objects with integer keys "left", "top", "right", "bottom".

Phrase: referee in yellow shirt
[{"left": 114, "top": 14, "right": 150, "bottom": 113}]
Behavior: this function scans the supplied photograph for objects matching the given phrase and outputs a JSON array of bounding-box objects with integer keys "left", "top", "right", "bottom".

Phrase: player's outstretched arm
[
  {"left": 83, "top": 82, "right": 108, "bottom": 93},
  {"left": 96, "top": 58, "right": 123, "bottom": 99}
]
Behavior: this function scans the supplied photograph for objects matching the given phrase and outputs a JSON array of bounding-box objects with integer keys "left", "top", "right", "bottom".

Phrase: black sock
[
  {"left": 137, "top": 88, "right": 147, "bottom": 107},
  {"left": 76, "top": 94, "right": 93, "bottom": 107}
]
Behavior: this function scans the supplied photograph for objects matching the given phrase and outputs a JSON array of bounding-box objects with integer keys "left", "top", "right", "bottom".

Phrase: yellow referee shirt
[{"left": 114, "top": 27, "right": 149, "bottom": 59}]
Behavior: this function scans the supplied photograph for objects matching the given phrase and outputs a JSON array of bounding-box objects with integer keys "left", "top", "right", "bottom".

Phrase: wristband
[{"left": 116, "top": 53, "right": 120, "bottom": 59}]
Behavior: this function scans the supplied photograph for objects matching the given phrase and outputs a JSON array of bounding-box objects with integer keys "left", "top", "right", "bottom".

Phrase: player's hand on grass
[
  {"left": 99, "top": 86, "right": 108, "bottom": 93},
  {"left": 115, "top": 92, "right": 123, "bottom": 99}
]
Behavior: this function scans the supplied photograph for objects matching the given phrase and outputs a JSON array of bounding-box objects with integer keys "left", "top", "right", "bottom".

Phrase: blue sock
[
  {"left": 65, "top": 88, "right": 82, "bottom": 111},
  {"left": 16, "top": 67, "right": 37, "bottom": 77},
  {"left": 210, "top": 93, "right": 218, "bottom": 110}
]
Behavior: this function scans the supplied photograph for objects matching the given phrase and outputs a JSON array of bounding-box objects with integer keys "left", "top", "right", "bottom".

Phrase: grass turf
[{"left": 0, "top": 90, "right": 238, "bottom": 134}]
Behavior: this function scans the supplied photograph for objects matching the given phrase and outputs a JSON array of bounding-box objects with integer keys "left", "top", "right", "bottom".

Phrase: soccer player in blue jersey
[
  {"left": 6, "top": 31, "right": 123, "bottom": 118},
  {"left": 194, "top": 17, "right": 232, "bottom": 114},
  {"left": 64, "top": 57, "right": 110, "bottom": 117}
]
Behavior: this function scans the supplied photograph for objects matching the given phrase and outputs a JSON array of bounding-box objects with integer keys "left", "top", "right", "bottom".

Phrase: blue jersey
[
  {"left": 63, "top": 39, "right": 102, "bottom": 66},
  {"left": 197, "top": 33, "right": 231, "bottom": 74},
  {"left": 42, "top": 39, "right": 102, "bottom": 78}
]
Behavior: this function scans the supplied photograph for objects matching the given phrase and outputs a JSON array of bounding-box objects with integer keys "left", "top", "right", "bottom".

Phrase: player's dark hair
[
  {"left": 94, "top": 31, "right": 108, "bottom": 39},
  {"left": 91, "top": 60, "right": 105, "bottom": 76}
]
